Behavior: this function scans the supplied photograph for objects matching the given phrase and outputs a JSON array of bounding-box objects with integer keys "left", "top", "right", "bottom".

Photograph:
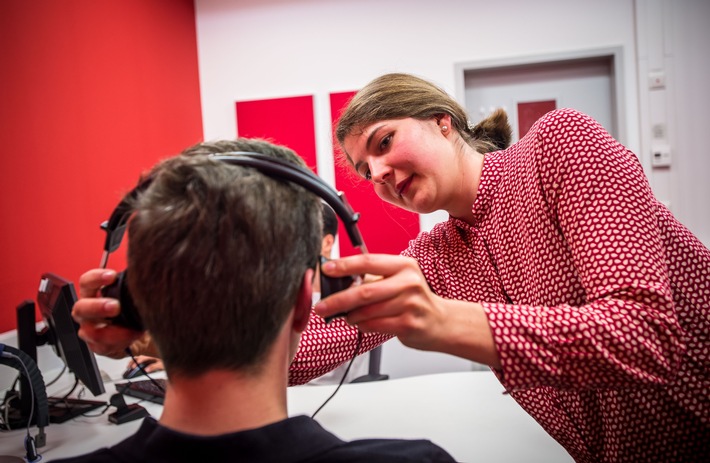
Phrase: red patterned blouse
[
  {"left": 403, "top": 109, "right": 709, "bottom": 462},
  {"left": 289, "top": 108, "right": 709, "bottom": 462}
]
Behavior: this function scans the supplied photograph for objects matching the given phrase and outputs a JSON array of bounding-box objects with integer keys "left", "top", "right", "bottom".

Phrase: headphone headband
[
  {"left": 0, "top": 344, "right": 49, "bottom": 429},
  {"left": 100, "top": 151, "right": 366, "bottom": 267}
]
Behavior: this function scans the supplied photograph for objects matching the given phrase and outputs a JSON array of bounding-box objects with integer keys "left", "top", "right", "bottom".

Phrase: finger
[
  {"left": 145, "top": 362, "right": 164, "bottom": 373},
  {"left": 72, "top": 297, "right": 121, "bottom": 323},
  {"left": 315, "top": 268, "right": 414, "bottom": 320},
  {"left": 78, "top": 269, "right": 117, "bottom": 298},
  {"left": 320, "top": 254, "right": 418, "bottom": 279},
  {"left": 352, "top": 313, "right": 403, "bottom": 336},
  {"left": 78, "top": 324, "right": 138, "bottom": 359},
  {"left": 345, "top": 298, "right": 402, "bottom": 326}
]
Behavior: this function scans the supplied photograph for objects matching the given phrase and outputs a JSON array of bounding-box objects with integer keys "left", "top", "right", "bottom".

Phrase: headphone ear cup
[
  {"left": 102, "top": 270, "right": 144, "bottom": 331},
  {"left": 321, "top": 274, "right": 355, "bottom": 299},
  {"left": 319, "top": 257, "right": 355, "bottom": 299}
]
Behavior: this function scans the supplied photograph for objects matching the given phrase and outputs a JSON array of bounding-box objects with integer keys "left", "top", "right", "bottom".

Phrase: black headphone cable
[{"left": 310, "top": 330, "right": 363, "bottom": 419}]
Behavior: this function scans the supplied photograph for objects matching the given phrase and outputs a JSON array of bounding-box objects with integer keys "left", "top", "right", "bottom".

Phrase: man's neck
[{"left": 158, "top": 367, "right": 288, "bottom": 436}]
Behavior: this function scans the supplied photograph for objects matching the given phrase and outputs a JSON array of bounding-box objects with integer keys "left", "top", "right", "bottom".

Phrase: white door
[{"left": 461, "top": 54, "right": 619, "bottom": 143}]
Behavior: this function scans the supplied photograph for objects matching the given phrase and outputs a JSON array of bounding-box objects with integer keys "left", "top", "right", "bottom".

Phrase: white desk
[
  {"left": 1, "top": 352, "right": 572, "bottom": 462},
  {"left": 0, "top": 356, "right": 155, "bottom": 460},
  {"left": 288, "top": 372, "right": 572, "bottom": 463}
]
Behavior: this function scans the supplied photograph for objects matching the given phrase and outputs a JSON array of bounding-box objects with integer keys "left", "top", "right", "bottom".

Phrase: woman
[
  {"left": 74, "top": 73, "right": 707, "bottom": 461},
  {"left": 313, "top": 73, "right": 709, "bottom": 461}
]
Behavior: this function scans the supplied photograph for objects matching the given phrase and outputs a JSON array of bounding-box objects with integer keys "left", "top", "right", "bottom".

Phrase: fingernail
[
  {"left": 102, "top": 270, "right": 116, "bottom": 280},
  {"left": 322, "top": 261, "right": 335, "bottom": 272},
  {"left": 104, "top": 299, "right": 119, "bottom": 313}
]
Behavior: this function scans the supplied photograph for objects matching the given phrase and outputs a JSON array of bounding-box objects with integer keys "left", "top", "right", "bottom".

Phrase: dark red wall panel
[
  {"left": 236, "top": 95, "right": 318, "bottom": 173},
  {"left": 517, "top": 99, "right": 557, "bottom": 138}
]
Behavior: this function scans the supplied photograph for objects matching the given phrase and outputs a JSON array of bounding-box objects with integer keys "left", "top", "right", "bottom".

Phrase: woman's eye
[
  {"left": 356, "top": 163, "right": 372, "bottom": 181},
  {"left": 378, "top": 134, "right": 391, "bottom": 151}
]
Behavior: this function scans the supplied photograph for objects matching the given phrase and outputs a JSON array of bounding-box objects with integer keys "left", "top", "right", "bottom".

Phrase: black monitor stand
[
  {"left": 46, "top": 397, "right": 106, "bottom": 424},
  {"left": 351, "top": 346, "right": 389, "bottom": 383},
  {"left": 9, "top": 301, "right": 104, "bottom": 427}
]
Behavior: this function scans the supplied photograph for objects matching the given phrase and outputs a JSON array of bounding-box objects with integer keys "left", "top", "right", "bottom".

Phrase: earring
[{"left": 441, "top": 125, "right": 448, "bottom": 132}]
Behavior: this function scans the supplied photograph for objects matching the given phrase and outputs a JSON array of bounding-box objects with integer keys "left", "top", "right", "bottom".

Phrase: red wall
[
  {"left": 0, "top": 1, "right": 204, "bottom": 332},
  {"left": 234, "top": 93, "right": 421, "bottom": 257},
  {"left": 236, "top": 95, "right": 318, "bottom": 172}
]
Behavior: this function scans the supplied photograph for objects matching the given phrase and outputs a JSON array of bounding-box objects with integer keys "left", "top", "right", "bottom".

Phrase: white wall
[
  {"left": 195, "top": 0, "right": 640, "bottom": 188},
  {"left": 194, "top": 0, "right": 709, "bottom": 377},
  {"left": 635, "top": 0, "right": 710, "bottom": 246}
]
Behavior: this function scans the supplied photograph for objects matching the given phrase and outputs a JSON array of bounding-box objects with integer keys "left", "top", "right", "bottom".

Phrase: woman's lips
[{"left": 396, "top": 175, "right": 413, "bottom": 197}]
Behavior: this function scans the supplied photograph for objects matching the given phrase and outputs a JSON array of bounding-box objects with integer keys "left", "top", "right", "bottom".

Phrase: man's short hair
[
  {"left": 321, "top": 202, "right": 338, "bottom": 238},
  {"left": 125, "top": 139, "right": 322, "bottom": 377}
]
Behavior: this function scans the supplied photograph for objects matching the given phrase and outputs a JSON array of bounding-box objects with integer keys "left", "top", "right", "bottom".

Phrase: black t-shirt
[{"left": 49, "top": 416, "right": 456, "bottom": 462}]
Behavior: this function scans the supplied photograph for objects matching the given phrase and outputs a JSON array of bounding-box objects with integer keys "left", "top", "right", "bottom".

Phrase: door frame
[{"left": 454, "top": 46, "right": 627, "bottom": 145}]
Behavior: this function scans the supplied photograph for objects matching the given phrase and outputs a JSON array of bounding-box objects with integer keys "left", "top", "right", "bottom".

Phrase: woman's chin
[{"left": 394, "top": 200, "right": 433, "bottom": 215}]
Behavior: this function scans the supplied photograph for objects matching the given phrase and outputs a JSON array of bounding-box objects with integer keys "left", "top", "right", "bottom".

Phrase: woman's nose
[{"left": 370, "top": 157, "right": 392, "bottom": 184}]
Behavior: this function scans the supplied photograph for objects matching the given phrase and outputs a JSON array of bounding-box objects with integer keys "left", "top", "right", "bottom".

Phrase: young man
[{"left": 58, "top": 139, "right": 454, "bottom": 462}]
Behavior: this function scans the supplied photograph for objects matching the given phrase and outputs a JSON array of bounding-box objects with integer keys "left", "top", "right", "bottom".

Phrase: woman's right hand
[
  {"left": 71, "top": 268, "right": 144, "bottom": 359},
  {"left": 313, "top": 254, "right": 500, "bottom": 367}
]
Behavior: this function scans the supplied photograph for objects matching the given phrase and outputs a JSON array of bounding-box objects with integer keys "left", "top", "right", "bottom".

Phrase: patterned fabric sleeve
[
  {"left": 484, "top": 109, "right": 687, "bottom": 390},
  {"left": 288, "top": 309, "right": 392, "bottom": 385}
]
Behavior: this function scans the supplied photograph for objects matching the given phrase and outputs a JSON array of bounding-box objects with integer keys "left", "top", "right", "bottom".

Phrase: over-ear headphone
[{"left": 100, "top": 151, "right": 368, "bottom": 331}]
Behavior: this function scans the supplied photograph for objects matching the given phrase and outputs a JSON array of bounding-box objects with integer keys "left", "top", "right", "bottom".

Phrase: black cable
[
  {"left": 51, "top": 378, "right": 79, "bottom": 404},
  {"left": 81, "top": 403, "right": 112, "bottom": 417},
  {"left": 311, "top": 330, "right": 363, "bottom": 419},
  {"left": 0, "top": 373, "right": 21, "bottom": 428},
  {"left": 2, "top": 351, "right": 41, "bottom": 461},
  {"left": 43, "top": 365, "right": 67, "bottom": 388},
  {"left": 125, "top": 347, "right": 165, "bottom": 393},
  {"left": 5, "top": 374, "right": 20, "bottom": 401},
  {"left": 2, "top": 352, "right": 35, "bottom": 437}
]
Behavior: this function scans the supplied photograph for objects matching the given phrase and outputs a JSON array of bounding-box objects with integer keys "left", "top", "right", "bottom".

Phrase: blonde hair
[{"left": 335, "top": 73, "right": 510, "bottom": 160}]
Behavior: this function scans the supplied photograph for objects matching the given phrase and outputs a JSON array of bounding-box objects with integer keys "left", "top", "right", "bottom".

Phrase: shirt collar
[{"left": 452, "top": 150, "right": 504, "bottom": 228}]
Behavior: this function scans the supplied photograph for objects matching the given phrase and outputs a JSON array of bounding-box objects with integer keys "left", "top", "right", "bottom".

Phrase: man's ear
[
  {"left": 293, "top": 269, "right": 314, "bottom": 333},
  {"left": 320, "top": 234, "right": 335, "bottom": 259}
]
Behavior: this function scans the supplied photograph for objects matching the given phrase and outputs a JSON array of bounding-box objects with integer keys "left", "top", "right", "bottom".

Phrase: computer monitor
[
  {"left": 37, "top": 273, "right": 105, "bottom": 396},
  {"left": 10, "top": 272, "right": 106, "bottom": 425}
]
